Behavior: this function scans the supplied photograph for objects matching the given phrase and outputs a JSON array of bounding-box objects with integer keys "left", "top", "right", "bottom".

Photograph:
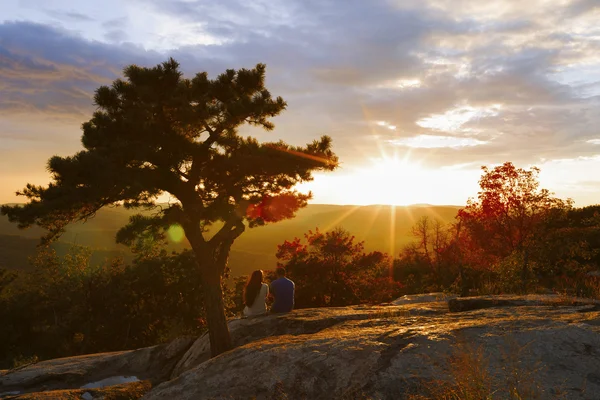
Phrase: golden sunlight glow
[
  {"left": 389, "top": 203, "right": 396, "bottom": 261},
  {"left": 350, "top": 155, "right": 429, "bottom": 206},
  {"left": 269, "top": 144, "right": 336, "bottom": 166},
  {"left": 298, "top": 159, "right": 481, "bottom": 207},
  {"left": 321, "top": 205, "right": 362, "bottom": 232}
]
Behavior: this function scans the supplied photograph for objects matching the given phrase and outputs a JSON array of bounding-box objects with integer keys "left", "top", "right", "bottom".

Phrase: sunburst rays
[{"left": 321, "top": 204, "right": 362, "bottom": 233}]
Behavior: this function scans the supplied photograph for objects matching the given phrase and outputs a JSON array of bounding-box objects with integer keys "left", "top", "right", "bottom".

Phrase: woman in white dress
[{"left": 243, "top": 270, "right": 269, "bottom": 317}]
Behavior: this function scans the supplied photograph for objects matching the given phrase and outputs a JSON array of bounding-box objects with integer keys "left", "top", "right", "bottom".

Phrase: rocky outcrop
[
  {"left": 0, "top": 336, "right": 194, "bottom": 398},
  {"left": 147, "top": 295, "right": 600, "bottom": 400},
  {"left": 170, "top": 301, "right": 447, "bottom": 378},
  {"left": 5, "top": 295, "right": 600, "bottom": 400}
]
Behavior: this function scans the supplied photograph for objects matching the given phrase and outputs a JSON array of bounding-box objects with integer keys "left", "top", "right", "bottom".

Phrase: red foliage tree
[
  {"left": 457, "top": 162, "right": 571, "bottom": 290},
  {"left": 276, "top": 227, "right": 400, "bottom": 307}
]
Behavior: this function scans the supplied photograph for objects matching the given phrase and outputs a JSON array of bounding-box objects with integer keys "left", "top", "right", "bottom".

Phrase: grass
[
  {"left": 407, "top": 334, "right": 575, "bottom": 400},
  {"left": 409, "top": 341, "right": 496, "bottom": 400},
  {"left": 9, "top": 354, "right": 39, "bottom": 370},
  {"left": 540, "top": 292, "right": 583, "bottom": 307}
]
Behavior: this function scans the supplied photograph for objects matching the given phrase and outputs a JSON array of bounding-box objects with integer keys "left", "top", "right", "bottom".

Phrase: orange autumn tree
[{"left": 457, "top": 162, "right": 571, "bottom": 290}]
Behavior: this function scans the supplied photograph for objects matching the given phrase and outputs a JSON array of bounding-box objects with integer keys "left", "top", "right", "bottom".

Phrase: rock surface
[
  {"left": 148, "top": 295, "right": 600, "bottom": 400},
  {"left": 5, "top": 380, "right": 151, "bottom": 399},
  {"left": 391, "top": 292, "right": 457, "bottom": 305},
  {"left": 0, "top": 337, "right": 193, "bottom": 398},
  {"left": 171, "top": 302, "right": 444, "bottom": 379},
  {"left": 5, "top": 295, "right": 600, "bottom": 399}
]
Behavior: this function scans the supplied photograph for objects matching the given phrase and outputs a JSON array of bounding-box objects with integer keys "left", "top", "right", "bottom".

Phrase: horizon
[
  {"left": 0, "top": 202, "right": 464, "bottom": 208},
  {"left": 2, "top": 1, "right": 600, "bottom": 207}
]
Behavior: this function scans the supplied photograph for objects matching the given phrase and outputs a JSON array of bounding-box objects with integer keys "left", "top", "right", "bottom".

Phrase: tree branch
[
  {"left": 210, "top": 217, "right": 245, "bottom": 245},
  {"left": 188, "top": 124, "right": 222, "bottom": 186}
]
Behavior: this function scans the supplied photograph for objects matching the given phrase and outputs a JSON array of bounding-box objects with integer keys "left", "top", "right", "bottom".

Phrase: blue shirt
[{"left": 270, "top": 277, "right": 295, "bottom": 313}]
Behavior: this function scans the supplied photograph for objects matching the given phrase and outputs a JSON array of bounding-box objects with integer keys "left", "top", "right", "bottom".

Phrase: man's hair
[{"left": 276, "top": 266, "right": 286, "bottom": 277}]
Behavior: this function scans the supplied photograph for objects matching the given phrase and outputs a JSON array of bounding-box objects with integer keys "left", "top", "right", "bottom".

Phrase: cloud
[
  {"left": 0, "top": 21, "right": 160, "bottom": 119},
  {"left": 388, "top": 135, "right": 487, "bottom": 149},
  {"left": 44, "top": 9, "right": 95, "bottom": 22},
  {"left": 104, "top": 29, "right": 127, "bottom": 43},
  {"left": 1, "top": 0, "right": 600, "bottom": 184},
  {"left": 102, "top": 17, "right": 127, "bottom": 30},
  {"left": 101, "top": 17, "right": 129, "bottom": 42}
]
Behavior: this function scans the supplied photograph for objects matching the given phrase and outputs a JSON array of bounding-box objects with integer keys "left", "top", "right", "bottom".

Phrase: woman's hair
[{"left": 244, "top": 270, "right": 264, "bottom": 307}]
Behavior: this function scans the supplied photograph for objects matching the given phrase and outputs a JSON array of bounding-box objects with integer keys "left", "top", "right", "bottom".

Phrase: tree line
[
  {"left": 273, "top": 162, "right": 600, "bottom": 308},
  {"left": 432, "top": 162, "right": 599, "bottom": 297}
]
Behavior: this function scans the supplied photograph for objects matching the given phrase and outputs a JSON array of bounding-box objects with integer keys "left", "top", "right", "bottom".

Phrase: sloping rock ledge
[
  {"left": 151, "top": 294, "right": 600, "bottom": 400},
  {"left": 0, "top": 337, "right": 193, "bottom": 399},
  {"left": 3, "top": 294, "right": 600, "bottom": 399}
]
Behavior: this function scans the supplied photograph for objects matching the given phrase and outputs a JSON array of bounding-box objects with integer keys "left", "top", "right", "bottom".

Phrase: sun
[{"left": 349, "top": 154, "right": 429, "bottom": 206}]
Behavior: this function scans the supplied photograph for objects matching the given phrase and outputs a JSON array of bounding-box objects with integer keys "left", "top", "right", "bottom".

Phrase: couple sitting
[{"left": 243, "top": 267, "right": 294, "bottom": 317}]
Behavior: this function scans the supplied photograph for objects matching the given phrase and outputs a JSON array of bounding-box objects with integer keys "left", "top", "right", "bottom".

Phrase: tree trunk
[
  {"left": 521, "top": 248, "right": 530, "bottom": 293},
  {"left": 186, "top": 230, "right": 233, "bottom": 357},
  {"left": 200, "top": 259, "right": 233, "bottom": 357},
  {"left": 330, "top": 261, "right": 336, "bottom": 307},
  {"left": 458, "top": 264, "right": 468, "bottom": 297}
]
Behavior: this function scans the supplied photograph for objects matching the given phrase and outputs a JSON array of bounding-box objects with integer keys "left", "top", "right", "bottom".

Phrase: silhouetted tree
[
  {"left": 532, "top": 205, "right": 600, "bottom": 292},
  {"left": 1, "top": 59, "right": 338, "bottom": 356},
  {"left": 409, "top": 216, "right": 453, "bottom": 288}
]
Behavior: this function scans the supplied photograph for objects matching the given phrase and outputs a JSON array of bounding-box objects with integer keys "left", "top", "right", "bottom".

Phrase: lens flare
[{"left": 167, "top": 224, "right": 185, "bottom": 243}]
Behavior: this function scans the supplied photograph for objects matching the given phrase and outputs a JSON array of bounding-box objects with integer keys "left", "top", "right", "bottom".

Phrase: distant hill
[
  {"left": 0, "top": 234, "right": 128, "bottom": 271},
  {"left": 0, "top": 204, "right": 460, "bottom": 276}
]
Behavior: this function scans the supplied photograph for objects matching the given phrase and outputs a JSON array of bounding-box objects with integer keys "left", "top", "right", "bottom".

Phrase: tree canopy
[
  {"left": 1, "top": 59, "right": 338, "bottom": 356},
  {"left": 458, "top": 162, "right": 570, "bottom": 258},
  {"left": 3, "top": 59, "right": 336, "bottom": 241},
  {"left": 457, "top": 162, "right": 571, "bottom": 290},
  {"left": 276, "top": 227, "right": 399, "bottom": 307}
]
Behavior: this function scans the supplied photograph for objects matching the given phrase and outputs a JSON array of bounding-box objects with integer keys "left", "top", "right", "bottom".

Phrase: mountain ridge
[{"left": 0, "top": 204, "right": 461, "bottom": 276}]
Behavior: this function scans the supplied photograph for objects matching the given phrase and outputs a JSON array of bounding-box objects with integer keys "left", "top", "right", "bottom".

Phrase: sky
[{"left": 1, "top": 0, "right": 600, "bottom": 207}]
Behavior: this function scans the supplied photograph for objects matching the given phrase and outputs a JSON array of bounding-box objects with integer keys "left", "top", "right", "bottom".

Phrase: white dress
[{"left": 243, "top": 283, "right": 269, "bottom": 317}]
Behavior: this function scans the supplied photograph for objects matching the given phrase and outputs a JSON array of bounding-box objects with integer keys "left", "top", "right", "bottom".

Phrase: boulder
[
  {"left": 146, "top": 296, "right": 600, "bottom": 400},
  {"left": 0, "top": 337, "right": 194, "bottom": 397}
]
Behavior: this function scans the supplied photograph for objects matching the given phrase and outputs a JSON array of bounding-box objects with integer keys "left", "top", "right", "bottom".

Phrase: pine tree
[{"left": 1, "top": 59, "right": 338, "bottom": 356}]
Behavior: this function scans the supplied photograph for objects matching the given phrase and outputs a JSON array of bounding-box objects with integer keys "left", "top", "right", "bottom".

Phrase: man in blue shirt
[{"left": 270, "top": 267, "right": 295, "bottom": 313}]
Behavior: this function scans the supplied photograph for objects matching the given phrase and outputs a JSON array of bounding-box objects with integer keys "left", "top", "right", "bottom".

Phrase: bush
[{"left": 0, "top": 247, "right": 208, "bottom": 368}]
